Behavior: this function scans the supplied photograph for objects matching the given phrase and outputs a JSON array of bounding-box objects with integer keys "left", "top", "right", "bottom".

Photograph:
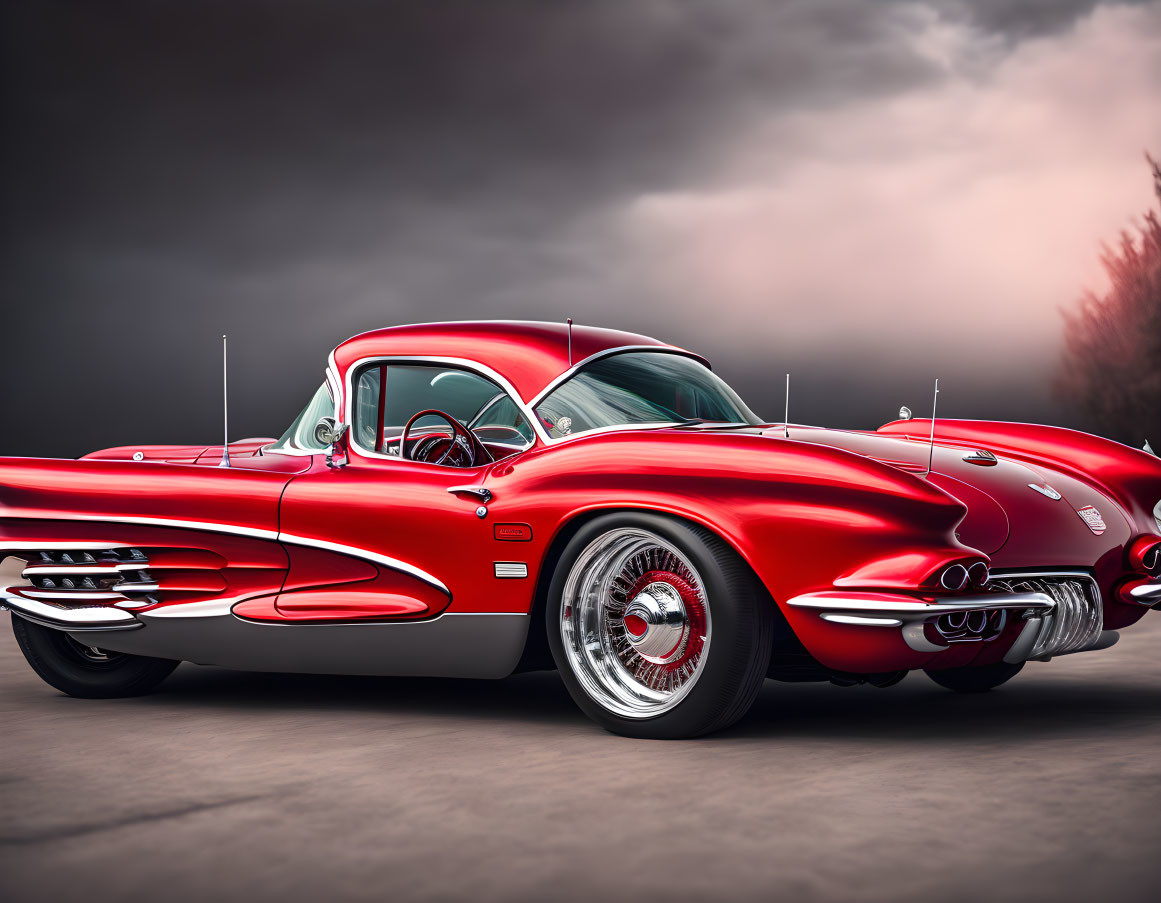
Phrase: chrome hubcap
[
  {"left": 623, "top": 581, "right": 689, "bottom": 664},
  {"left": 559, "top": 528, "right": 711, "bottom": 719}
]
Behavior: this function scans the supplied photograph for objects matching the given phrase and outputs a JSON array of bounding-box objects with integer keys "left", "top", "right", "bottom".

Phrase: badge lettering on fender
[{"left": 1076, "top": 505, "right": 1106, "bottom": 535}]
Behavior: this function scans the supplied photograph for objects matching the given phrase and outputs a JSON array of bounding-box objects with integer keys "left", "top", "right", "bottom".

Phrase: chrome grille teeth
[
  {"left": 16, "top": 548, "right": 161, "bottom": 605},
  {"left": 14, "top": 547, "right": 222, "bottom": 609},
  {"left": 990, "top": 573, "right": 1103, "bottom": 658}
]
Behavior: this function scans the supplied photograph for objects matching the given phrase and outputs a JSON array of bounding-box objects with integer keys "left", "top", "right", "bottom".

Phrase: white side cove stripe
[
  {"left": 0, "top": 513, "right": 449, "bottom": 597},
  {"left": 494, "top": 562, "right": 528, "bottom": 579},
  {"left": 142, "top": 596, "right": 253, "bottom": 618},
  {"left": 277, "top": 534, "right": 450, "bottom": 595},
  {"left": 0, "top": 512, "right": 278, "bottom": 541}
]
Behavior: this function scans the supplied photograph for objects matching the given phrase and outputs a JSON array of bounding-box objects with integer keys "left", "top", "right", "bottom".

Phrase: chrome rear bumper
[
  {"left": 787, "top": 591, "right": 1054, "bottom": 656},
  {"left": 791, "top": 568, "right": 1122, "bottom": 664}
]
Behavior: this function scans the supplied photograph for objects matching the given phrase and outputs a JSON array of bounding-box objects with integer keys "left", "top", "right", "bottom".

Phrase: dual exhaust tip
[{"left": 938, "top": 561, "right": 990, "bottom": 592}]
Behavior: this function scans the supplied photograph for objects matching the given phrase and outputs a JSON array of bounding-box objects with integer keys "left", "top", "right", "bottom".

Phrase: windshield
[
  {"left": 533, "top": 351, "right": 759, "bottom": 439},
  {"left": 269, "top": 382, "right": 334, "bottom": 453}
]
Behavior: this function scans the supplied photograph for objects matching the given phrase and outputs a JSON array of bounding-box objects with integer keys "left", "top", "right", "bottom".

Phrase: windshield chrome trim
[{"left": 341, "top": 355, "right": 548, "bottom": 464}]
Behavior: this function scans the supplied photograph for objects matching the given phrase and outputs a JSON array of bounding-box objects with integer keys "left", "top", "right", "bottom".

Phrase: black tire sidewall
[
  {"left": 546, "top": 512, "right": 771, "bottom": 739},
  {"left": 925, "top": 660, "right": 1024, "bottom": 692},
  {"left": 11, "top": 615, "right": 178, "bottom": 698}
]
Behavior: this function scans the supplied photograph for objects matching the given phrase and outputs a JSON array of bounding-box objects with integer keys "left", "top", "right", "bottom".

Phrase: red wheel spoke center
[{"left": 620, "top": 570, "right": 706, "bottom": 671}]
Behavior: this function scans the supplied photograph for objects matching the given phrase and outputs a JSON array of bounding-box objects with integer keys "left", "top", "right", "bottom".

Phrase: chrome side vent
[{"left": 13, "top": 547, "right": 215, "bottom": 610}]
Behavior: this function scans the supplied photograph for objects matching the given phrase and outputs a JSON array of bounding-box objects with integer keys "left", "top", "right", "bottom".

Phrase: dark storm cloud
[{"left": 0, "top": 1, "right": 1156, "bottom": 456}]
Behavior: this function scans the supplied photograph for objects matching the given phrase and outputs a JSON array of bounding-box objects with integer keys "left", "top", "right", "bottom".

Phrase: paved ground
[{"left": 2, "top": 613, "right": 1160, "bottom": 903}]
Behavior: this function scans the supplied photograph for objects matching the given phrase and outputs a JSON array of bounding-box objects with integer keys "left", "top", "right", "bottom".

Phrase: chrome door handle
[{"left": 448, "top": 485, "right": 493, "bottom": 504}]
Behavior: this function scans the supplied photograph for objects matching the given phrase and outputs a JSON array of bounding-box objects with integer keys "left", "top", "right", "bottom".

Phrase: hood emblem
[
  {"left": 1028, "top": 483, "right": 1062, "bottom": 500},
  {"left": 963, "top": 449, "right": 997, "bottom": 466},
  {"left": 1076, "top": 505, "right": 1107, "bottom": 535}
]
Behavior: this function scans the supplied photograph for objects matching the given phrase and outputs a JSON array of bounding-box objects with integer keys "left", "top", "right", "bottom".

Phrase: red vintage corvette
[{"left": 3, "top": 321, "right": 1160, "bottom": 737}]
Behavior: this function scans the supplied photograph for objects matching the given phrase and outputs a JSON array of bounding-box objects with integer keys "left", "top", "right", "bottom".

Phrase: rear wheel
[
  {"left": 925, "top": 661, "right": 1024, "bottom": 693},
  {"left": 546, "top": 513, "right": 774, "bottom": 739},
  {"left": 11, "top": 616, "right": 178, "bottom": 698}
]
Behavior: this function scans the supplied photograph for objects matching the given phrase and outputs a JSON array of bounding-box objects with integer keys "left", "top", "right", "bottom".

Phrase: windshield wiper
[{"left": 670, "top": 419, "right": 757, "bottom": 430}]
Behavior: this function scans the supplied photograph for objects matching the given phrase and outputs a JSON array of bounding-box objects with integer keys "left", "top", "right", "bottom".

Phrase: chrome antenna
[
  {"left": 783, "top": 373, "right": 790, "bottom": 439},
  {"left": 566, "top": 318, "right": 573, "bottom": 366},
  {"left": 925, "top": 377, "right": 939, "bottom": 476},
  {"left": 219, "top": 334, "right": 230, "bottom": 468}
]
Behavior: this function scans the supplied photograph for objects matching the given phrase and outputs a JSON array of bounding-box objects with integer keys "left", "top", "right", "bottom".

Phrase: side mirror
[
  {"left": 314, "top": 417, "right": 350, "bottom": 468},
  {"left": 898, "top": 406, "right": 913, "bottom": 421},
  {"left": 314, "top": 417, "right": 348, "bottom": 447}
]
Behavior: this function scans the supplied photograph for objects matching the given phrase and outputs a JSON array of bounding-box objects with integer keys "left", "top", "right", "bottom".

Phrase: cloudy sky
[{"left": 2, "top": 0, "right": 1159, "bottom": 457}]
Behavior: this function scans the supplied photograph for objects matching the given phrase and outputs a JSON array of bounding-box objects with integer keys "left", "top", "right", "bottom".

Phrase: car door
[{"left": 275, "top": 360, "right": 537, "bottom": 620}]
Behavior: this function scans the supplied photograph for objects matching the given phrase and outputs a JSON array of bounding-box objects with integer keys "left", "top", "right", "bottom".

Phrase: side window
[{"left": 351, "top": 364, "right": 533, "bottom": 457}]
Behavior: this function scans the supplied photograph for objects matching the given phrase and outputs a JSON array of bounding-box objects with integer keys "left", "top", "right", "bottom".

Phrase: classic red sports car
[{"left": 3, "top": 321, "right": 1160, "bottom": 737}]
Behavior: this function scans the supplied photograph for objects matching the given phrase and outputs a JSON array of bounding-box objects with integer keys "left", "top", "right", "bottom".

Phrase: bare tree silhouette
[{"left": 1058, "top": 153, "right": 1161, "bottom": 450}]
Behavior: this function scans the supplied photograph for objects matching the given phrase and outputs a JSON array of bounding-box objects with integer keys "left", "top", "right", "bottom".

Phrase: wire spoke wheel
[{"left": 559, "top": 527, "right": 711, "bottom": 719}]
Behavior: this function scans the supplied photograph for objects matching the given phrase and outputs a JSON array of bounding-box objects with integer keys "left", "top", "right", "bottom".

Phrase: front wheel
[
  {"left": 11, "top": 616, "right": 179, "bottom": 698},
  {"left": 924, "top": 661, "right": 1024, "bottom": 693},
  {"left": 546, "top": 514, "right": 774, "bottom": 739}
]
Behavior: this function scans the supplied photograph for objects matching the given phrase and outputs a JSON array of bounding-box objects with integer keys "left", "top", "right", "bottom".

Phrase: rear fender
[{"left": 879, "top": 419, "right": 1161, "bottom": 532}]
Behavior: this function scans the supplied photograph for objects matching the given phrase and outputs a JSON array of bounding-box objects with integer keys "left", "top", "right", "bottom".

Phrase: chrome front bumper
[{"left": 1, "top": 591, "right": 142, "bottom": 632}]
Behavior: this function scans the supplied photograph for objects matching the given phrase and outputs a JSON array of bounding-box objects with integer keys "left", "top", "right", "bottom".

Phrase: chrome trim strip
[
  {"left": 277, "top": 533, "right": 450, "bottom": 596},
  {"left": 19, "top": 589, "right": 127, "bottom": 601},
  {"left": 3, "top": 593, "right": 141, "bottom": 630},
  {"left": 820, "top": 613, "right": 902, "bottom": 627},
  {"left": 786, "top": 592, "right": 1054, "bottom": 616}
]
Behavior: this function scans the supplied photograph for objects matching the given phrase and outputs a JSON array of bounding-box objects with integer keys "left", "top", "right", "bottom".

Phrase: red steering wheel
[{"left": 399, "top": 409, "right": 493, "bottom": 467}]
